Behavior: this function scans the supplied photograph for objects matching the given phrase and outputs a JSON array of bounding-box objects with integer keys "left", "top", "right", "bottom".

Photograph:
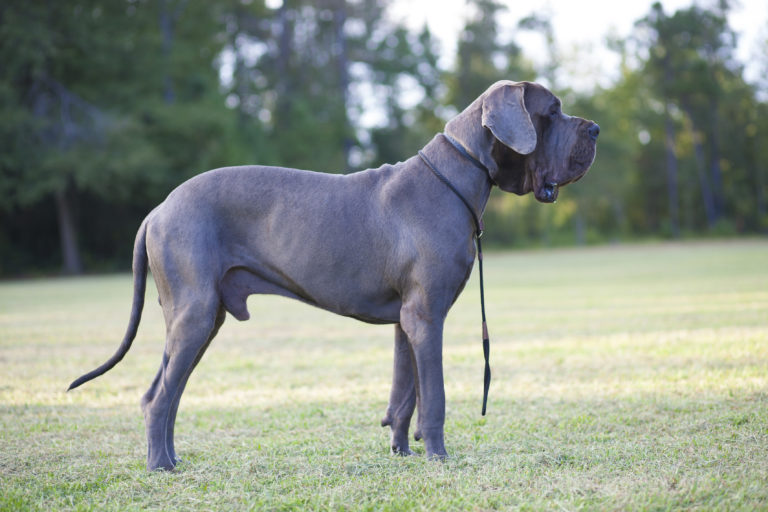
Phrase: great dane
[{"left": 69, "top": 80, "right": 599, "bottom": 471}]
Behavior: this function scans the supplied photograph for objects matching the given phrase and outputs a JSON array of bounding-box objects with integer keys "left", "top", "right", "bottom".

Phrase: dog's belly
[{"left": 219, "top": 266, "right": 401, "bottom": 324}]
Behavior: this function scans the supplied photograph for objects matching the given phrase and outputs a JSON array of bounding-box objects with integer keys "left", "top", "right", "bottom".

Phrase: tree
[
  {"left": 447, "top": 0, "right": 534, "bottom": 110},
  {"left": 366, "top": 23, "right": 443, "bottom": 164},
  {"left": 0, "top": 0, "right": 237, "bottom": 274},
  {"left": 222, "top": 0, "right": 443, "bottom": 170},
  {"left": 636, "top": 1, "right": 741, "bottom": 231}
]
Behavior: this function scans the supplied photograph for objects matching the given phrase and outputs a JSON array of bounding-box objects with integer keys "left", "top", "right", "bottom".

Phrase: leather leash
[{"left": 418, "top": 133, "right": 492, "bottom": 416}]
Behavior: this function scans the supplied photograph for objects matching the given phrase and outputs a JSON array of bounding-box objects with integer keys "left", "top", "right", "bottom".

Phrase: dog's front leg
[
  {"left": 399, "top": 301, "right": 448, "bottom": 459},
  {"left": 382, "top": 324, "right": 417, "bottom": 455}
]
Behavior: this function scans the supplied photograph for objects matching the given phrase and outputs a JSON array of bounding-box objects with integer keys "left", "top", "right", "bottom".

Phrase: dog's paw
[
  {"left": 391, "top": 445, "right": 416, "bottom": 456},
  {"left": 147, "top": 459, "right": 177, "bottom": 472}
]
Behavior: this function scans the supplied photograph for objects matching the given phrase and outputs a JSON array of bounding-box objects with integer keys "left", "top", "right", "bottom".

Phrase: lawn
[{"left": 1, "top": 240, "right": 767, "bottom": 511}]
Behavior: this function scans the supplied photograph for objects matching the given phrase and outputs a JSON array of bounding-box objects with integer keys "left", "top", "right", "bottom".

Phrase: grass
[{"left": 1, "top": 239, "right": 767, "bottom": 511}]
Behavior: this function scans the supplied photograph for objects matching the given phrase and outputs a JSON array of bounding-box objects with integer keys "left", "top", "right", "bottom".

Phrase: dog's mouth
[
  {"left": 531, "top": 147, "right": 595, "bottom": 203},
  {"left": 535, "top": 181, "right": 559, "bottom": 203},
  {"left": 523, "top": 167, "right": 558, "bottom": 203}
]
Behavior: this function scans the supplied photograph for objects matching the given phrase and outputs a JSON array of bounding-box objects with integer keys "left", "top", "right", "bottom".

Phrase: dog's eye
[{"left": 549, "top": 101, "right": 561, "bottom": 119}]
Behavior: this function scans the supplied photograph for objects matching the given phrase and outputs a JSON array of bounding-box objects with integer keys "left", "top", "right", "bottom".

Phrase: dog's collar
[
  {"left": 418, "top": 149, "right": 484, "bottom": 239},
  {"left": 442, "top": 133, "right": 491, "bottom": 178}
]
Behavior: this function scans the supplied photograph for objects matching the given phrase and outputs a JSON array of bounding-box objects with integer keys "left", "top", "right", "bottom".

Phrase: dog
[{"left": 69, "top": 80, "right": 599, "bottom": 470}]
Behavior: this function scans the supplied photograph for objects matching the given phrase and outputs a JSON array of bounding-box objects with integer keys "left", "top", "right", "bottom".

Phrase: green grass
[{"left": 1, "top": 240, "right": 767, "bottom": 511}]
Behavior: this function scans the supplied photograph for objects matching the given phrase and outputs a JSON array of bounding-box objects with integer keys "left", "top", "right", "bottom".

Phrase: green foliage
[
  {"left": 632, "top": 1, "right": 761, "bottom": 233},
  {"left": 0, "top": 0, "right": 767, "bottom": 275},
  {"left": 484, "top": 0, "right": 768, "bottom": 246},
  {"left": 0, "top": 0, "right": 241, "bottom": 274},
  {"left": 447, "top": 0, "right": 535, "bottom": 109}
]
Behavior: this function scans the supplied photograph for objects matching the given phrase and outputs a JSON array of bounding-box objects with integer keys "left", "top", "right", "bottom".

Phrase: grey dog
[{"left": 69, "top": 80, "right": 599, "bottom": 471}]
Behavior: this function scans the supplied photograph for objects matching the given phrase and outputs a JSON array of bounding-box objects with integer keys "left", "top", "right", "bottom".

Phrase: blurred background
[{"left": 1, "top": 0, "right": 766, "bottom": 277}]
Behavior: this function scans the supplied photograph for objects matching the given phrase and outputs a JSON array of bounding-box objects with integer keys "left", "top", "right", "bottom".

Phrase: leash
[{"left": 418, "top": 134, "right": 492, "bottom": 416}]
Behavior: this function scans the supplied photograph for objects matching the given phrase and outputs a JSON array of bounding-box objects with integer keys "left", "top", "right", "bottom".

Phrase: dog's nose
[{"left": 588, "top": 122, "right": 600, "bottom": 141}]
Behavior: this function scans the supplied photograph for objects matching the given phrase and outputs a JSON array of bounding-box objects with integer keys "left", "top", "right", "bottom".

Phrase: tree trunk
[
  {"left": 660, "top": 57, "right": 679, "bottom": 238},
  {"left": 707, "top": 113, "right": 724, "bottom": 223},
  {"left": 275, "top": 3, "right": 294, "bottom": 122},
  {"left": 663, "top": 102, "right": 680, "bottom": 237},
  {"left": 681, "top": 102, "right": 717, "bottom": 230},
  {"left": 574, "top": 211, "right": 586, "bottom": 245},
  {"left": 689, "top": 125, "right": 718, "bottom": 229},
  {"left": 333, "top": 2, "right": 352, "bottom": 170},
  {"left": 55, "top": 185, "right": 83, "bottom": 275},
  {"left": 754, "top": 133, "right": 767, "bottom": 230},
  {"left": 160, "top": 0, "right": 187, "bottom": 104},
  {"left": 612, "top": 198, "right": 626, "bottom": 240},
  {"left": 232, "top": 6, "right": 250, "bottom": 128}
]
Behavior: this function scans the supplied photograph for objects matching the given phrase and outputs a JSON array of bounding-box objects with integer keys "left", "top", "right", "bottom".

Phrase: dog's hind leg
[
  {"left": 163, "top": 305, "right": 227, "bottom": 464},
  {"left": 140, "top": 295, "right": 224, "bottom": 471},
  {"left": 381, "top": 324, "right": 417, "bottom": 455}
]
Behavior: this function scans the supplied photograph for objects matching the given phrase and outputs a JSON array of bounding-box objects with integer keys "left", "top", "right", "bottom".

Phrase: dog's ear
[{"left": 481, "top": 83, "right": 537, "bottom": 155}]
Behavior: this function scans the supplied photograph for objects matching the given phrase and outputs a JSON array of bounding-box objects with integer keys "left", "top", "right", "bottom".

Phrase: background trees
[
  {"left": 0, "top": 0, "right": 766, "bottom": 276},
  {"left": 0, "top": 0, "right": 237, "bottom": 274}
]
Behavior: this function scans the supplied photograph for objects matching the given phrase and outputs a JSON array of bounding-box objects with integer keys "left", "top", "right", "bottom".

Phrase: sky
[{"left": 387, "top": 0, "right": 768, "bottom": 90}]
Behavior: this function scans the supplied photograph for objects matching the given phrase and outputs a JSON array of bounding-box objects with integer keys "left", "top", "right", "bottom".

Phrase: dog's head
[{"left": 446, "top": 81, "right": 599, "bottom": 203}]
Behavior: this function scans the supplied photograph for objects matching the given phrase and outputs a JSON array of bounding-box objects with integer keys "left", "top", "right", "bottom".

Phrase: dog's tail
[{"left": 68, "top": 218, "right": 150, "bottom": 391}]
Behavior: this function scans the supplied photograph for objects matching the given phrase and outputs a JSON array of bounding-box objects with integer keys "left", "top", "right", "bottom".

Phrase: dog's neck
[
  {"left": 442, "top": 133, "right": 490, "bottom": 177},
  {"left": 418, "top": 134, "right": 494, "bottom": 227}
]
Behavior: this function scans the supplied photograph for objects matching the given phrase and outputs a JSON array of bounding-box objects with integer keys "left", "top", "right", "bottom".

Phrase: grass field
[{"left": 1, "top": 240, "right": 767, "bottom": 511}]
